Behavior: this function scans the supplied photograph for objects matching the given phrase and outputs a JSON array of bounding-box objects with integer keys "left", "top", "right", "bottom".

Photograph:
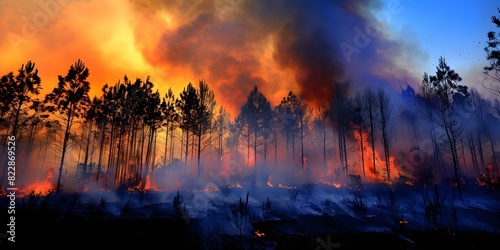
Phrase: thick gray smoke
[{"left": 131, "top": 0, "right": 424, "bottom": 109}]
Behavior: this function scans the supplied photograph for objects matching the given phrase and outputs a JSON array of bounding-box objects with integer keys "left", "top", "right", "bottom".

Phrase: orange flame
[
  {"left": 353, "top": 129, "right": 398, "bottom": 182},
  {"left": 255, "top": 230, "right": 265, "bottom": 237},
  {"left": 318, "top": 179, "right": 341, "bottom": 188},
  {"left": 20, "top": 168, "right": 55, "bottom": 196},
  {"left": 135, "top": 174, "right": 160, "bottom": 192},
  {"left": 267, "top": 176, "right": 273, "bottom": 188}
]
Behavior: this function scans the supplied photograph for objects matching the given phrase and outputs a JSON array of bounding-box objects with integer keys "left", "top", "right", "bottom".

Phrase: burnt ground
[
  {"left": 1, "top": 182, "right": 499, "bottom": 249},
  {"left": 3, "top": 212, "right": 499, "bottom": 250}
]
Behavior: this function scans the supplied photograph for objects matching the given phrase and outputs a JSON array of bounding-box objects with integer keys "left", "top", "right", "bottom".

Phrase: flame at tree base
[
  {"left": 19, "top": 168, "right": 56, "bottom": 197},
  {"left": 353, "top": 130, "right": 399, "bottom": 183},
  {"left": 133, "top": 174, "right": 160, "bottom": 192}
]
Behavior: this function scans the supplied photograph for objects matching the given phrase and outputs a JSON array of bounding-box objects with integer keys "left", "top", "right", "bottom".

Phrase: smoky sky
[{"left": 131, "top": 0, "right": 423, "bottom": 111}]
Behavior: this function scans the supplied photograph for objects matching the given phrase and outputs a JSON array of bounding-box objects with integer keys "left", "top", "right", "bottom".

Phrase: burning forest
[{"left": 1, "top": 0, "right": 500, "bottom": 249}]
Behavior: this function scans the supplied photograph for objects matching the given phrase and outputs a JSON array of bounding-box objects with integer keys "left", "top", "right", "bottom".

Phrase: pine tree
[{"left": 44, "top": 59, "right": 91, "bottom": 193}]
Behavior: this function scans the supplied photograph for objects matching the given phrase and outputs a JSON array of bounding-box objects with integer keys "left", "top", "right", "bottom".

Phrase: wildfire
[
  {"left": 226, "top": 182, "right": 242, "bottom": 189},
  {"left": 267, "top": 176, "right": 273, "bottom": 188},
  {"left": 318, "top": 180, "right": 341, "bottom": 188},
  {"left": 20, "top": 168, "right": 55, "bottom": 196},
  {"left": 135, "top": 174, "right": 160, "bottom": 192},
  {"left": 254, "top": 230, "right": 265, "bottom": 237},
  {"left": 353, "top": 130, "right": 398, "bottom": 182},
  {"left": 143, "top": 175, "right": 159, "bottom": 191}
]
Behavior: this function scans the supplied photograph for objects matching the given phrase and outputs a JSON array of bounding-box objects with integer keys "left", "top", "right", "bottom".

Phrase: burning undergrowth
[{"left": 2, "top": 174, "right": 499, "bottom": 249}]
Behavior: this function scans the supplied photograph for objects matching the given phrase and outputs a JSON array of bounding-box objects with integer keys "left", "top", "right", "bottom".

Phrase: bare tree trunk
[
  {"left": 105, "top": 122, "right": 116, "bottom": 187},
  {"left": 170, "top": 127, "right": 175, "bottom": 165},
  {"left": 114, "top": 124, "right": 125, "bottom": 186},
  {"left": 274, "top": 130, "right": 278, "bottom": 167},
  {"left": 476, "top": 131, "right": 486, "bottom": 171},
  {"left": 358, "top": 125, "right": 365, "bottom": 177},
  {"left": 300, "top": 117, "right": 304, "bottom": 172},
  {"left": 83, "top": 124, "right": 92, "bottom": 181},
  {"left": 56, "top": 108, "right": 73, "bottom": 193},
  {"left": 467, "top": 133, "right": 479, "bottom": 174},
  {"left": 97, "top": 127, "right": 106, "bottom": 185},
  {"left": 184, "top": 129, "right": 189, "bottom": 168},
  {"left": 197, "top": 129, "right": 202, "bottom": 179}
]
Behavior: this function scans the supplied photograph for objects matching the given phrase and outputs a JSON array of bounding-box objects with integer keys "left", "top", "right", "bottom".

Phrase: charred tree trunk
[
  {"left": 358, "top": 125, "right": 366, "bottom": 177},
  {"left": 97, "top": 126, "right": 106, "bottom": 185},
  {"left": 105, "top": 122, "right": 116, "bottom": 187},
  {"left": 83, "top": 123, "right": 93, "bottom": 181},
  {"left": 274, "top": 129, "right": 278, "bottom": 167},
  {"left": 467, "top": 133, "right": 479, "bottom": 174},
  {"left": 169, "top": 127, "right": 175, "bottom": 165},
  {"left": 486, "top": 131, "right": 498, "bottom": 173},
  {"left": 300, "top": 116, "right": 305, "bottom": 172},
  {"left": 197, "top": 128, "right": 202, "bottom": 179},
  {"left": 56, "top": 107, "right": 74, "bottom": 193},
  {"left": 114, "top": 123, "right": 125, "bottom": 186},
  {"left": 184, "top": 129, "right": 189, "bottom": 168}
]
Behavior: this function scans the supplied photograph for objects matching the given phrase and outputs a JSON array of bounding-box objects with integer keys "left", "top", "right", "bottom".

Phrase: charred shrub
[
  {"left": 421, "top": 184, "right": 458, "bottom": 234},
  {"left": 226, "top": 191, "right": 254, "bottom": 237},
  {"left": 173, "top": 191, "right": 188, "bottom": 221},
  {"left": 343, "top": 190, "right": 367, "bottom": 217},
  {"left": 261, "top": 197, "right": 272, "bottom": 221}
]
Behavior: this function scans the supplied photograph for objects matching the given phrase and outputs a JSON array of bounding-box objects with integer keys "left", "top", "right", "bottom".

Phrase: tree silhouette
[
  {"left": 142, "top": 78, "right": 163, "bottom": 188},
  {"left": 353, "top": 93, "right": 367, "bottom": 177},
  {"left": 9, "top": 61, "right": 42, "bottom": 139},
  {"left": 329, "top": 83, "right": 352, "bottom": 178},
  {"left": 44, "top": 59, "right": 91, "bottom": 193},
  {"left": 100, "top": 81, "right": 122, "bottom": 186},
  {"left": 314, "top": 101, "right": 329, "bottom": 175},
  {"left": 237, "top": 85, "right": 272, "bottom": 183},
  {"left": 363, "top": 87, "right": 378, "bottom": 176},
  {"left": 419, "top": 57, "right": 468, "bottom": 195},
  {"left": 0, "top": 61, "right": 45, "bottom": 185},
  {"left": 0, "top": 72, "right": 16, "bottom": 127},
  {"left": 377, "top": 88, "right": 393, "bottom": 181},
  {"left": 484, "top": 7, "right": 500, "bottom": 95},
  {"left": 160, "top": 87, "right": 180, "bottom": 167},
  {"left": 176, "top": 82, "right": 200, "bottom": 168},
  {"left": 276, "top": 91, "right": 309, "bottom": 172},
  {"left": 192, "top": 80, "right": 216, "bottom": 178},
  {"left": 88, "top": 95, "right": 106, "bottom": 185},
  {"left": 79, "top": 96, "right": 99, "bottom": 184},
  {"left": 213, "top": 106, "right": 230, "bottom": 164},
  {"left": 465, "top": 89, "right": 485, "bottom": 173},
  {"left": 275, "top": 96, "right": 294, "bottom": 166}
]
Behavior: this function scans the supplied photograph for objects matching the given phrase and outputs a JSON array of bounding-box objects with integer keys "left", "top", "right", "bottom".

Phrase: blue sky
[{"left": 381, "top": 0, "right": 498, "bottom": 95}]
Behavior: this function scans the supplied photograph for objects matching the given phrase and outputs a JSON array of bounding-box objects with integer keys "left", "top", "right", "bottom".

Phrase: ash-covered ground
[{"left": 1, "top": 178, "right": 499, "bottom": 249}]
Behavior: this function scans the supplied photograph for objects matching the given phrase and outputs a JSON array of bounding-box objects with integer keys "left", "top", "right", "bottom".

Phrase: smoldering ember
[{"left": 1, "top": 0, "right": 500, "bottom": 249}]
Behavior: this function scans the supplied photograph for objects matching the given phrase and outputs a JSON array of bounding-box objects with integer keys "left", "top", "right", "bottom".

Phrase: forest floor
[{"left": 1, "top": 180, "right": 499, "bottom": 249}]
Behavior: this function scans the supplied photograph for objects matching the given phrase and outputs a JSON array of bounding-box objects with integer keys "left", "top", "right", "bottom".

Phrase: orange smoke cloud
[
  {"left": 0, "top": 0, "right": 164, "bottom": 103},
  {"left": 1, "top": 0, "right": 422, "bottom": 118}
]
